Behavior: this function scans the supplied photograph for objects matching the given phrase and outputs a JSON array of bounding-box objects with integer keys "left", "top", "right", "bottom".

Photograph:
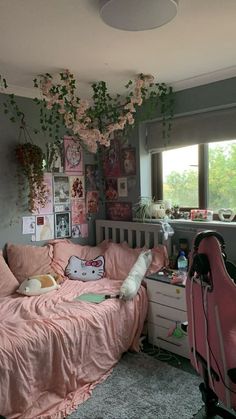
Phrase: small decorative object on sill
[
  {"left": 218, "top": 208, "right": 235, "bottom": 222},
  {"left": 190, "top": 209, "right": 213, "bottom": 222}
]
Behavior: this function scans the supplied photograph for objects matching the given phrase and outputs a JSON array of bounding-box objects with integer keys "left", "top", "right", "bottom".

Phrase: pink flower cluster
[{"left": 39, "top": 70, "right": 155, "bottom": 153}]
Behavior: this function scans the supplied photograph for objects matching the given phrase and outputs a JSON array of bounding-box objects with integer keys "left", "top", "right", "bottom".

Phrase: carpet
[{"left": 68, "top": 351, "right": 202, "bottom": 419}]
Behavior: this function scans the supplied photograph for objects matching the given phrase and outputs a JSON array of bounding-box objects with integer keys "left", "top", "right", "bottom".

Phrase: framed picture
[
  {"left": 121, "top": 147, "right": 136, "bottom": 176},
  {"left": 64, "top": 136, "right": 83, "bottom": 174},
  {"left": 53, "top": 176, "right": 70, "bottom": 204},
  {"left": 55, "top": 212, "right": 71, "bottom": 238},
  {"left": 106, "top": 202, "right": 132, "bottom": 221},
  {"left": 71, "top": 199, "right": 86, "bottom": 225}
]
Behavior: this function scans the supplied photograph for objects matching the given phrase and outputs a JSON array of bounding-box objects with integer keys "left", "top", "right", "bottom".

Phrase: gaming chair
[{"left": 186, "top": 230, "right": 236, "bottom": 418}]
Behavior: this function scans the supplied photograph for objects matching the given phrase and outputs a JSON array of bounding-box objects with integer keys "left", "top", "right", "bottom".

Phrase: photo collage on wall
[
  {"left": 103, "top": 139, "right": 136, "bottom": 221},
  {"left": 22, "top": 136, "right": 99, "bottom": 242}
]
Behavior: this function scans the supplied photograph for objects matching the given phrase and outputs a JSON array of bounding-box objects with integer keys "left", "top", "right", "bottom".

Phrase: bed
[{"left": 0, "top": 220, "right": 170, "bottom": 419}]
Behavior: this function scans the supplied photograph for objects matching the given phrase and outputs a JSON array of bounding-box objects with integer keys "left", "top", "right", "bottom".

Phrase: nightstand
[{"left": 145, "top": 272, "right": 190, "bottom": 359}]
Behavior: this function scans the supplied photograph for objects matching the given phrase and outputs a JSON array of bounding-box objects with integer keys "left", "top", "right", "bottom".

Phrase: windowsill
[{"left": 133, "top": 218, "right": 236, "bottom": 228}]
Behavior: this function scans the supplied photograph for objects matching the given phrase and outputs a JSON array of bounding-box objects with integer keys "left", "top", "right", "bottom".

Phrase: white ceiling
[{"left": 0, "top": 0, "right": 236, "bottom": 99}]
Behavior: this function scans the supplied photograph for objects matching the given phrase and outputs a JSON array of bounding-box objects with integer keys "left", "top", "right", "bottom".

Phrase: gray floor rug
[{"left": 68, "top": 351, "right": 203, "bottom": 419}]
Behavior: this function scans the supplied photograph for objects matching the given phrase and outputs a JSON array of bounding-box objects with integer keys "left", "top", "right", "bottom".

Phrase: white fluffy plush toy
[{"left": 120, "top": 250, "right": 152, "bottom": 300}]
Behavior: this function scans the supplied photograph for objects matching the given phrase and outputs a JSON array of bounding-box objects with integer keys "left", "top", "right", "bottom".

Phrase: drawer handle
[
  {"left": 155, "top": 291, "right": 181, "bottom": 300},
  {"left": 156, "top": 314, "right": 176, "bottom": 322}
]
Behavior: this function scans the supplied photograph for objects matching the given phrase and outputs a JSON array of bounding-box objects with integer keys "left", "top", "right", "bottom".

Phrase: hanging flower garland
[{"left": 34, "top": 70, "right": 174, "bottom": 153}]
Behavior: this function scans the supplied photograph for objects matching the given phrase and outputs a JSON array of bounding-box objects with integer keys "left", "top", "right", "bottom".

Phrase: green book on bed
[{"left": 74, "top": 293, "right": 120, "bottom": 304}]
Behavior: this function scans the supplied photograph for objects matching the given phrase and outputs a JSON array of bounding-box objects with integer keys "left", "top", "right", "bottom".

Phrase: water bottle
[{"left": 177, "top": 251, "right": 188, "bottom": 281}]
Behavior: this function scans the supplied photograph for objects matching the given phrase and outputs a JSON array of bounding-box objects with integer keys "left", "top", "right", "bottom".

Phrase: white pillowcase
[
  {"left": 120, "top": 250, "right": 152, "bottom": 300},
  {"left": 17, "top": 274, "right": 60, "bottom": 296}
]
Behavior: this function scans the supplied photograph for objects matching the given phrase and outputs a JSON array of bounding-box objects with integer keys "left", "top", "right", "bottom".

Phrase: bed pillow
[
  {"left": 120, "top": 250, "right": 152, "bottom": 300},
  {"left": 120, "top": 241, "right": 169, "bottom": 274},
  {"left": 104, "top": 242, "right": 144, "bottom": 280},
  {"left": 51, "top": 239, "right": 108, "bottom": 276},
  {"left": 65, "top": 255, "right": 105, "bottom": 281},
  {"left": 147, "top": 245, "right": 169, "bottom": 274},
  {"left": 17, "top": 274, "right": 60, "bottom": 296},
  {"left": 0, "top": 251, "right": 19, "bottom": 297},
  {"left": 7, "top": 243, "right": 54, "bottom": 284}
]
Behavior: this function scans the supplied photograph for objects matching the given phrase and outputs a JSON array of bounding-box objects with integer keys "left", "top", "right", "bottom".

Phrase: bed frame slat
[{"left": 96, "top": 220, "right": 172, "bottom": 255}]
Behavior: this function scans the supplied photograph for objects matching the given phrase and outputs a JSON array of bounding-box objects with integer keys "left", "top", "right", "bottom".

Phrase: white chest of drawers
[{"left": 145, "top": 274, "right": 190, "bottom": 359}]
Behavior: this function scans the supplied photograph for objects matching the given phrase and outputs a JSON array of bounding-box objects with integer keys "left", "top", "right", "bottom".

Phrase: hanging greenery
[
  {"left": 33, "top": 69, "right": 175, "bottom": 152},
  {"left": 15, "top": 117, "right": 48, "bottom": 213}
]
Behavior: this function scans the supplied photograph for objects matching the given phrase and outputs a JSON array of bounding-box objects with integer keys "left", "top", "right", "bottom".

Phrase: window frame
[{"left": 151, "top": 143, "right": 235, "bottom": 221}]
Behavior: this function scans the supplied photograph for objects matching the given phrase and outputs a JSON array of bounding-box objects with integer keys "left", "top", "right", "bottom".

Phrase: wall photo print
[
  {"left": 53, "top": 176, "right": 70, "bottom": 204},
  {"left": 106, "top": 202, "right": 132, "bottom": 221},
  {"left": 121, "top": 147, "right": 136, "bottom": 176},
  {"left": 85, "top": 164, "right": 99, "bottom": 190},
  {"left": 105, "top": 178, "right": 118, "bottom": 201},
  {"left": 103, "top": 139, "right": 121, "bottom": 177},
  {"left": 117, "top": 177, "right": 128, "bottom": 197},
  {"left": 64, "top": 136, "right": 83, "bottom": 174},
  {"left": 69, "top": 176, "right": 85, "bottom": 199},
  {"left": 55, "top": 212, "right": 71, "bottom": 238}
]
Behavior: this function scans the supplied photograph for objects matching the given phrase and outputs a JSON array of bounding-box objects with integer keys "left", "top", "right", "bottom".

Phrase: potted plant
[
  {"left": 133, "top": 197, "right": 154, "bottom": 221},
  {"left": 15, "top": 142, "right": 47, "bottom": 212}
]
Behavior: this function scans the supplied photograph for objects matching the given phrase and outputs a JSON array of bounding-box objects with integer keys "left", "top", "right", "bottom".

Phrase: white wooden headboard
[{"left": 95, "top": 220, "right": 171, "bottom": 255}]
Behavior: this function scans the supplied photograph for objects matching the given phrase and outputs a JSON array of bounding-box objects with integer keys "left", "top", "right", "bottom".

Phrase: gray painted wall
[{"left": 0, "top": 93, "right": 104, "bottom": 249}]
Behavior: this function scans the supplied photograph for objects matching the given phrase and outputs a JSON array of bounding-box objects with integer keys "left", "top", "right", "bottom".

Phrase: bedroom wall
[
  {"left": 0, "top": 93, "right": 105, "bottom": 249},
  {"left": 0, "top": 91, "right": 141, "bottom": 250}
]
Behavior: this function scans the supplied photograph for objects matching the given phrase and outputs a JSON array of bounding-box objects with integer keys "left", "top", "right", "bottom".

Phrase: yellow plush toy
[{"left": 17, "top": 274, "right": 60, "bottom": 296}]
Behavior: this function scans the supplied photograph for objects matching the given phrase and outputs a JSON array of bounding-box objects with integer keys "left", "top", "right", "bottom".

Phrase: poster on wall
[
  {"left": 86, "top": 191, "right": 99, "bottom": 213},
  {"left": 22, "top": 216, "right": 36, "bottom": 235},
  {"left": 64, "top": 136, "right": 83, "bottom": 174},
  {"left": 71, "top": 223, "right": 88, "bottom": 238},
  {"left": 106, "top": 202, "right": 132, "bottom": 221},
  {"left": 35, "top": 215, "right": 54, "bottom": 241},
  {"left": 105, "top": 178, "right": 118, "bottom": 201},
  {"left": 55, "top": 212, "right": 71, "bottom": 239},
  {"left": 71, "top": 199, "right": 86, "bottom": 225},
  {"left": 103, "top": 139, "right": 121, "bottom": 177},
  {"left": 33, "top": 172, "right": 53, "bottom": 215},
  {"left": 85, "top": 164, "right": 99, "bottom": 190},
  {"left": 53, "top": 176, "right": 70, "bottom": 204},
  {"left": 121, "top": 147, "right": 136, "bottom": 176},
  {"left": 69, "top": 175, "right": 85, "bottom": 199},
  {"left": 117, "top": 177, "right": 128, "bottom": 197}
]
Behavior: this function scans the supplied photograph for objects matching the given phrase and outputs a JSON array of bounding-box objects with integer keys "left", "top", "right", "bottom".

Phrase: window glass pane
[
  {"left": 163, "top": 145, "right": 198, "bottom": 207},
  {"left": 208, "top": 139, "right": 236, "bottom": 212}
]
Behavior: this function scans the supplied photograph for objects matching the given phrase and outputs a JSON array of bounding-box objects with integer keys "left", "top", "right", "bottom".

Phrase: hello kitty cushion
[{"left": 65, "top": 255, "right": 105, "bottom": 281}]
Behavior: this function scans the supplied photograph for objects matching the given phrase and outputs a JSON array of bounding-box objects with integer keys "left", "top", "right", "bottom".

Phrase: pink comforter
[{"left": 0, "top": 278, "right": 148, "bottom": 418}]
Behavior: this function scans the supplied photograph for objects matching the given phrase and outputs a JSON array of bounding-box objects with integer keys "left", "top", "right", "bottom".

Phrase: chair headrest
[{"left": 194, "top": 230, "right": 225, "bottom": 252}]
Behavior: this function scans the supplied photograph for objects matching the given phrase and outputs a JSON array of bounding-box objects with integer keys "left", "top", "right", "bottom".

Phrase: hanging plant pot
[{"left": 15, "top": 142, "right": 47, "bottom": 212}]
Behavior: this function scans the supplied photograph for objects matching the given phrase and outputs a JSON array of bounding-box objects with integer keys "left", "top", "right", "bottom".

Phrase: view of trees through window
[{"left": 162, "top": 140, "right": 236, "bottom": 211}]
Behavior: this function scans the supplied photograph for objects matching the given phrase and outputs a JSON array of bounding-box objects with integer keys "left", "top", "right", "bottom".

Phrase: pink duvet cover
[{"left": 0, "top": 278, "right": 148, "bottom": 418}]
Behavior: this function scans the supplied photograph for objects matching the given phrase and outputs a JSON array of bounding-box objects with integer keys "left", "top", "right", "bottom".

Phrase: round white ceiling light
[{"left": 99, "top": 0, "right": 179, "bottom": 31}]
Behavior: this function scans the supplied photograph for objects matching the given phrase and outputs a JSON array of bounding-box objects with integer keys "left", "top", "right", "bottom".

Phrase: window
[
  {"left": 163, "top": 145, "right": 198, "bottom": 207},
  {"left": 152, "top": 139, "right": 236, "bottom": 214}
]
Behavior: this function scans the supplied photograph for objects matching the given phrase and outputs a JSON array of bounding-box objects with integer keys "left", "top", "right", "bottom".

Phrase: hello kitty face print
[{"left": 65, "top": 255, "right": 105, "bottom": 281}]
